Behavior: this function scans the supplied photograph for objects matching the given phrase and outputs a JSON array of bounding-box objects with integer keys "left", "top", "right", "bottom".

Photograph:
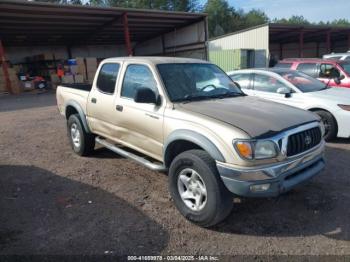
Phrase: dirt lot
[{"left": 0, "top": 92, "right": 349, "bottom": 256}]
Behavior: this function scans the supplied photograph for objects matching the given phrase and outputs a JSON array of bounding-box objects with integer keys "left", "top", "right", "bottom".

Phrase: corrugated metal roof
[
  {"left": 269, "top": 23, "right": 350, "bottom": 44},
  {"left": 0, "top": 0, "right": 206, "bottom": 46},
  {"left": 210, "top": 23, "right": 350, "bottom": 44}
]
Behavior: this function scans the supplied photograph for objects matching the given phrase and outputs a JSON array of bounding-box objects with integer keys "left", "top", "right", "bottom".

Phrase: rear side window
[
  {"left": 121, "top": 64, "right": 157, "bottom": 99},
  {"left": 230, "top": 74, "right": 251, "bottom": 89},
  {"left": 274, "top": 63, "right": 292, "bottom": 69},
  {"left": 296, "top": 63, "right": 317, "bottom": 78},
  {"left": 96, "top": 63, "right": 120, "bottom": 94}
]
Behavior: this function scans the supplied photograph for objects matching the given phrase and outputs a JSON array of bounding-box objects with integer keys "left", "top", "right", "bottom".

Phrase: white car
[
  {"left": 323, "top": 51, "right": 350, "bottom": 61},
  {"left": 227, "top": 68, "right": 350, "bottom": 141}
]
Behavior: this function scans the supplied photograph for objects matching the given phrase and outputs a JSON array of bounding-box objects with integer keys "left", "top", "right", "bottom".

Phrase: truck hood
[
  {"left": 310, "top": 87, "right": 350, "bottom": 103},
  {"left": 178, "top": 96, "right": 319, "bottom": 138}
]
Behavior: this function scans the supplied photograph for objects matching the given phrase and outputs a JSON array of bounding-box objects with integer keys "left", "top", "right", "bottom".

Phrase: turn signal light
[{"left": 235, "top": 142, "right": 253, "bottom": 159}]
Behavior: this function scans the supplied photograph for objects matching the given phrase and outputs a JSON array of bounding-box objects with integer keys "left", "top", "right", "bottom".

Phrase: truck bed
[
  {"left": 56, "top": 84, "right": 91, "bottom": 116},
  {"left": 60, "top": 83, "right": 92, "bottom": 92}
]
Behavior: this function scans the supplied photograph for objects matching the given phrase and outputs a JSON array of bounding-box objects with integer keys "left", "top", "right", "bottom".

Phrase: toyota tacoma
[{"left": 56, "top": 57, "right": 326, "bottom": 227}]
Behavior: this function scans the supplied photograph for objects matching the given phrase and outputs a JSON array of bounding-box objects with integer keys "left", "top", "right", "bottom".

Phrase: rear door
[
  {"left": 87, "top": 62, "right": 121, "bottom": 137},
  {"left": 295, "top": 62, "right": 318, "bottom": 78}
]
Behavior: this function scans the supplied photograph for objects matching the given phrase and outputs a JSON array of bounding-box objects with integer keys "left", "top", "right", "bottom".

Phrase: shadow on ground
[
  {"left": 90, "top": 148, "right": 123, "bottom": 159},
  {"left": 328, "top": 137, "right": 350, "bottom": 144},
  {"left": 0, "top": 165, "right": 168, "bottom": 255},
  {"left": 0, "top": 92, "right": 56, "bottom": 112},
  {"left": 212, "top": 146, "right": 350, "bottom": 241}
]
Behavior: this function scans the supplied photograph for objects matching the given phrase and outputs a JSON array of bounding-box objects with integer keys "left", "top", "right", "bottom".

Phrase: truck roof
[{"left": 102, "top": 56, "right": 210, "bottom": 65}]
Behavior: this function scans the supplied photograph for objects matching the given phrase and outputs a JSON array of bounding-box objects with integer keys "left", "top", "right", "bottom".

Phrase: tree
[
  {"left": 101, "top": 0, "right": 199, "bottom": 11},
  {"left": 33, "top": 0, "right": 83, "bottom": 4},
  {"left": 244, "top": 9, "right": 269, "bottom": 27},
  {"left": 329, "top": 19, "right": 350, "bottom": 27},
  {"left": 274, "top": 15, "right": 310, "bottom": 25},
  {"left": 204, "top": 0, "right": 237, "bottom": 37}
]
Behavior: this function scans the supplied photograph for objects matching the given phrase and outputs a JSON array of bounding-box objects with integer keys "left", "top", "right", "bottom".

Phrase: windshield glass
[
  {"left": 157, "top": 63, "right": 243, "bottom": 102},
  {"left": 339, "top": 62, "right": 350, "bottom": 75},
  {"left": 275, "top": 71, "right": 326, "bottom": 92}
]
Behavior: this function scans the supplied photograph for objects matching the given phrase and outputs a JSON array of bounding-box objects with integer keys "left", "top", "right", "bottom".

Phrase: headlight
[
  {"left": 234, "top": 140, "right": 278, "bottom": 160},
  {"left": 254, "top": 140, "right": 278, "bottom": 159},
  {"left": 338, "top": 104, "right": 350, "bottom": 111}
]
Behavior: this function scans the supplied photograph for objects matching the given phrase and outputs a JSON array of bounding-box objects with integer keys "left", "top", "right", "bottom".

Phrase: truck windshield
[
  {"left": 157, "top": 63, "right": 244, "bottom": 102},
  {"left": 276, "top": 71, "right": 327, "bottom": 92}
]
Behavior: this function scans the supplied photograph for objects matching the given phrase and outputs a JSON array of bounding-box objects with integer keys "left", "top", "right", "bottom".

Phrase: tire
[
  {"left": 314, "top": 110, "right": 337, "bottom": 141},
  {"left": 67, "top": 114, "right": 95, "bottom": 156},
  {"left": 168, "top": 149, "right": 233, "bottom": 227}
]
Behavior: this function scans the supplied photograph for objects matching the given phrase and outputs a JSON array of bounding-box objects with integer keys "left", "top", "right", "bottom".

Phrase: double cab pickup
[{"left": 57, "top": 57, "right": 326, "bottom": 227}]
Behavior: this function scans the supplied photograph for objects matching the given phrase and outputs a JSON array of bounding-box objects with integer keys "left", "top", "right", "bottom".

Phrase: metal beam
[
  {"left": 299, "top": 31, "right": 304, "bottom": 58},
  {"left": 279, "top": 43, "right": 283, "bottom": 60},
  {"left": 0, "top": 39, "right": 12, "bottom": 94},
  {"left": 123, "top": 13, "right": 132, "bottom": 56},
  {"left": 326, "top": 31, "right": 331, "bottom": 53}
]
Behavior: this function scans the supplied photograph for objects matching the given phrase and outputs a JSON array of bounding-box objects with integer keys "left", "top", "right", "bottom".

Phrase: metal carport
[
  {"left": 0, "top": 0, "right": 208, "bottom": 93},
  {"left": 269, "top": 24, "right": 350, "bottom": 59}
]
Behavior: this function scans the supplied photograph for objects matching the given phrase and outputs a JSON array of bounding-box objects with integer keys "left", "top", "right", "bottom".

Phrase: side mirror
[
  {"left": 334, "top": 75, "right": 345, "bottom": 85},
  {"left": 277, "top": 87, "right": 291, "bottom": 98},
  {"left": 134, "top": 88, "right": 159, "bottom": 104}
]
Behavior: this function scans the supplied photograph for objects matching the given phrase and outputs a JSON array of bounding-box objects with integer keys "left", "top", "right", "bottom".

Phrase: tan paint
[{"left": 57, "top": 56, "right": 319, "bottom": 166}]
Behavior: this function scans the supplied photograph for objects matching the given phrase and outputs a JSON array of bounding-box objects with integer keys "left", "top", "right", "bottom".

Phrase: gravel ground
[{"left": 0, "top": 92, "right": 349, "bottom": 256}]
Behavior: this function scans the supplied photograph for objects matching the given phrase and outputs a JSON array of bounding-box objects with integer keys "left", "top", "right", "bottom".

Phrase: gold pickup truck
[{"left": 57, "top": 57, "right": 326, "bottom": 227}]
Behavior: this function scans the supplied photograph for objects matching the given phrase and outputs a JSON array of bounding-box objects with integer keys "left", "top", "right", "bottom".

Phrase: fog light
[{"left": 250, "top": 184, "right": 270, "bottom": 192}]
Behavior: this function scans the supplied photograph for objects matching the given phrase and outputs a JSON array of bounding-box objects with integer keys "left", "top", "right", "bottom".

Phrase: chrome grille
[{"left": 287, "top": 127, "right": 322, "bottom": 157}]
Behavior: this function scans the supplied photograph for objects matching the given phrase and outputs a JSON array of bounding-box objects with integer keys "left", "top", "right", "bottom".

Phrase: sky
[{"left": 209, "top": 0, "right": 350, "bottom": 23}]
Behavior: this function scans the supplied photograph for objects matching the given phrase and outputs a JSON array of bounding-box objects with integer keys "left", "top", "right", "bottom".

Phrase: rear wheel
[
  {"left": 67, "top": 114, "right": 95, "bottom": 156},
  {"left": 169, "top": 150, "right": 233, "bottom": 227},
  {"left": 314, "top": 110, "right": 337, "bottom": 141}
]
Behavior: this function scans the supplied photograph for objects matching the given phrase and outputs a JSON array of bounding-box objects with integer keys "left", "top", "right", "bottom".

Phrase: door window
[
  {"left": 296, "top": 63, "right": 317, "bottom": 78},
  {"left": 319, "top": 64, "right": 340, "bottom": 78},
  {"left": 230, "top": 74, "right": 251, "bottom": 89},
  {"left": 253, "top": 74, "right": 288, "bottom": 93},
  {"left": 96, "top": 63, "right": 120, "bottom": 94},
  {"left": 121, "top": 64, "right": 157, "bottom": 99}
]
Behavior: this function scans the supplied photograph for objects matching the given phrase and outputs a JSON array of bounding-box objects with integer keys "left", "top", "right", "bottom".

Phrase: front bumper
[{"left": 217, "top": 142, "right": 325, "bottom": 197}]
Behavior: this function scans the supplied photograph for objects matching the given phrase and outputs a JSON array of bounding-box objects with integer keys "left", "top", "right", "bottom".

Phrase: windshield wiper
[
  {"left": 173, "top": 92, "right": 246, "bottom": 103},
  {"left": 209, "top": 92, "right": 246, "bottom": 99},
  {"left": 174, "top": 95, "right": 211, "bottom": 103}
]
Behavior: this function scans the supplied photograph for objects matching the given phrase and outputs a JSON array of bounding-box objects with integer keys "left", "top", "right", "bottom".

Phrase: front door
[
  {"left": 318, "top": 63, "right": 342, "bottom": 87},
  {"left": 252, "top": 73, "right": 303, "bottom": 108},
  {"left": 113, "top": 63, "right": 165, "bottom": 161}
]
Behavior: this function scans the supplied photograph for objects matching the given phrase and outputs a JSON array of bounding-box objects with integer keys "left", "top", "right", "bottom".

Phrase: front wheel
[
  {"left": 314, "top": 110, "right": 337, "bottom": 141},
  {"left": 168, "top": 150, "right": 233, "bottom": 227},
  {"left": 67, "top": 114, "right": 95, "bottom": 156}
]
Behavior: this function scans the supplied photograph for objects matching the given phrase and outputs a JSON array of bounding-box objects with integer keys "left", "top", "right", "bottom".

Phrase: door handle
[
  {"left": 91, "top": 98, "right": 97, "bottom": 103},
  {"left": 116, "top": 105, "right": 123, "bottom": 112}
]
